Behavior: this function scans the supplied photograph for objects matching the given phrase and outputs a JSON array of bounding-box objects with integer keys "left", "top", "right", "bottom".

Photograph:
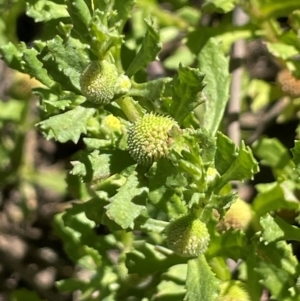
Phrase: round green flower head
[
  {"left": 165, "top": 214, "right": 210, "bottom": 257},
  {"left": 217, "top": 281, "right": 250, "bottom": 301},
  {"left": 80, "top": 60, "right": 118, "bottom": 104},
  {"left": 223, "top": 198, "right": 253, "bottom": 231},
  {"left": 127, "top": 113, "right": 178, "bottom": 166}
]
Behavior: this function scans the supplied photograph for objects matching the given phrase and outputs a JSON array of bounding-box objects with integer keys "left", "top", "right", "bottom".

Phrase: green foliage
[{"left": 1, "top": 0, "right": 300, "bottom": 300}]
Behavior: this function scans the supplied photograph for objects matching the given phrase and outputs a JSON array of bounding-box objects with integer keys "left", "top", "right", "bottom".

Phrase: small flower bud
[
  {"left": 80, "top": 60, "right": 118, "bottom": 104},
  {"left": 165, "top": 214, "right": 210, "bottom": 257},
  {"left": 115, "top": 74, "right": 132, "bottom": 95},
  {"left": 127, "top": 113, "right": 179, "bottom": 166},
  {"left": 223, "top": 199, "right": 253, "bottom": 231},
  {"left": 277, "top": 69, "right": 300, "bottom": 98},
  {"left": 217, "top": 281, "right": 250, "bottom": 301}
]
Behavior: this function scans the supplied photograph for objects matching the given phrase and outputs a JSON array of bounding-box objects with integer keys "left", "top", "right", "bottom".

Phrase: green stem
[
  {"left": 209, "top": 257, "right": 231, "bottom": 281},
  {"left": 116, "top": 96, "right": 144, "bottom": 122},
  {"left": 127, "top": 78, "right": 172, "bottom": 100}
]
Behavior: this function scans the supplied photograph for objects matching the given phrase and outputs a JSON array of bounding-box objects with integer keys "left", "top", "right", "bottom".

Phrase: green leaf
[
  {"left": 139, "top": 218, "right": 168, "bottom": 233},
  {"left": 205, "top": 193, "right": 237, "bottom": 211},
  {"left": 88, "top": 10, "right": 124, "bottom": 58},
  {"left": 253, "top": 182, "right": 300, "bottom": 216},
  {"left": 208, "top": 229, "right": 247, "bottom": 260},
  {"left": 267, "top": 42, "right": 299, "bottom": 60},
  {"left": 253, "top": 137, "right": 292, "bottom": 169},
  {"left": 126, "top": 242, "right": 187, "bottom": 275},
  {"left": 0, "top": 42, "right": 56, "bottom": 88},
  {"left": 250, "top": 0, "right": 300, "bottom": 19},
  {"left": 37, "top": 106, "right": 96, "bottom": 143},
  {"left": 22, "top": 47, "right": 57, "bottom": 88},
  {"left": 35, "top": 89, "right": 75, "bottom": 114},
  {"left": 155, "top": 264, "right": 188, "bottom": 299},
  {"left": 125, "top": 17, "right": 162, "bottom": 77},
  {"left": 32, "top": 168, "right": 67, "bottom": 195},
  {"left": 260, "top": 214, "right": 300, "bottom": 243},
  {"left": 147, "top": 159, "right": 187, "bottom": 218},
  {"left": 253, "top": 137, "right": 297, "bottom": 181},
  {"left": 254, "top": 239, "right": 299, "bottom": 301},
  {"left": 10, "top": 289, "right": 44, "bottom": 301},
  {"left": 156, "top": 279, "right": 186, "bottom": 300},
  {"left": 215, "top": 141, "right": 259, "bottom": 191},
  {"left": 198, "top": 38, "right": 230, "bottom": 135},
  {"left": 84, "top": 197, "right": 108, "bottom": 224},
  {"left": 195, "top": 128, "right": 216, "bottom": 166},
  {"left": 169, "top": 64, "right": 206, "bottom": 125},
  {"left": 186, "top": 25, "right": 252, "bottom": 55},
  {"left": 111, "top": 0, "right": 135, "bottom": 29},
  {"left": 55, "top": 203, "right": 114, "bottom": 265},
  {"left": 201, "top": 0, "right": 237, "bottom": 13},
  {"left": 105, "top": 172, "right": 148, "bottom": 229},
  {"left": 258, "top": 264, "right": 298, "bottom": 301},
  {"left": 65, "top": 0, "right": 92, "bottom": 37},
  {"left": 53, "top": 206, "right": 95, "bottom": 262},
  {"left": 215, "top": 132, "right": 237, "bottom": 175},
  {"left": 185, "top": 255, "right": 219, "bottom": 301},
  {"left": 39, "top": 35, "right": 90, "bottom": 92},
  {"left": 0, "top": 99, "right": 25, "bottom": 121},
  {"left": 70, "top": 150, "right": 111, "bottom": 182},
  {"left": 70, "top": 149, "right": 133, "bottom": 184},
  {"left": 26, "top": 0, "right": 69, "bottom": 22},
  {"left": 291, "top": 140, "right": 300, "bottom": 176},
  {"left": 245, "top": 247, "right": 264, "bottom": 301},
  {"left": 164, "top": 46, "right": 194, "bottom": 70},
  {"left": 128, "top": 78, "right": 172, "bottom": 101},
  {"left": 0, "top": 42, "right": 24, "bottom": 71}
]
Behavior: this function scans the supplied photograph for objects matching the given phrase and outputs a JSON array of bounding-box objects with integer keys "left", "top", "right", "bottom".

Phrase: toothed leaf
[
  {"left": 169, "top": 64, "right": 206, "bottom": 125},
  {"left": 125, "top": 17, "right": 162, "bottom": 77},
  {"left": 185, "top": 255, "right": 220, "bottom": 301},
  {"left": 105, "top": 172, "right": 148, "bottom": 229},
  {"left": 37, "top": 106, "right": 96, "bottom": 143}
]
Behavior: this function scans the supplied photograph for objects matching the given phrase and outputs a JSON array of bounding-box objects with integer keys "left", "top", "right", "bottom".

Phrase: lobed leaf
[
  {"left": 37, "top": 106, "right": 96, "bottom": 143},
  {"left": 111, "top": 0, "right": 135, "bottom": 29},
  {"left": 26, "top": 0, "right": 69, "bottom": 22},
  {"left": 0, "top": 42, "right": 24, "bottom": 71},
  {"left": 0, "top": 42, "right": 56, "bottom": 88},
  {"left": 214, "top": 141, "right": 259, "bottom": 191},
  {"left": 169, "top": 64, "right": 206, "bottom": 125},
  {"left": 125, "top": 17, "right": 162, "bottom": 77},
  {"left": 254, "top": 238, "right": 299, "bottom": 301},
  {"left": 71, "top": 150, "right": 111, "bottom": 182},
  {"left": 253, "top": 182, "right": 300, "bottom": 216},
  {"left": 105, "top": 172, "right": 148, "bottom": 229},
  {"left": 22, "top": 47, "right": 57, "bottom": 88},
  {"left": 260, "top": 214, "right": 300, "bottom": 243},
  {"left": 208, "top": 229, "right": 247, "bottom": 261},
  {"left": 39, "top": 35, "right": 90, "bottom": 92}
]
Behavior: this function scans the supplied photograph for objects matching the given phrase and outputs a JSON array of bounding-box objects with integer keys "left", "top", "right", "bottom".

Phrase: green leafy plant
[{"left": 1, "top": 0, "right": 300, "bottom": 300}]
